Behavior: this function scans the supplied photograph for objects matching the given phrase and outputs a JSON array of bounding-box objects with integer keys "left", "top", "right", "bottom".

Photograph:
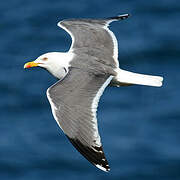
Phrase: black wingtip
[
  {"left": 66, "top": 136, "right": 110, "bottom": 172},
  {"left": 108, "top": 13, "right": 130, "bottom": 21}
]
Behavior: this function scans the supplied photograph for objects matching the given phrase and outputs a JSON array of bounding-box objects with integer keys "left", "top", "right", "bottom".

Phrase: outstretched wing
[
  {"left": 47, "top": 68, "right": 113, "bottom": 172},
  {"left": 58, "top": 14, "right": 129, "bottom": 66}
]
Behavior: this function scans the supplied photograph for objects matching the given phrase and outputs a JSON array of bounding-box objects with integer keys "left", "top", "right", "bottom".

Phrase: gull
[{"left": 24, "top": 14, "right": 163, "bottom": 172}]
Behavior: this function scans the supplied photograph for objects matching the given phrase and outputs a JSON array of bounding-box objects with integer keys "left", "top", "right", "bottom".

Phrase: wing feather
[
  {"left": 46, "top": 68, "right": 112, "bottom": 171},
  {"left": 57, "top": 14, "right": 130, "bottom": 67}
]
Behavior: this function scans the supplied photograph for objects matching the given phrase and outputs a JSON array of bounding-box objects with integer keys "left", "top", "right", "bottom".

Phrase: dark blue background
[{"left": 0, "top": 0, "right": 179, "bottom": 179}]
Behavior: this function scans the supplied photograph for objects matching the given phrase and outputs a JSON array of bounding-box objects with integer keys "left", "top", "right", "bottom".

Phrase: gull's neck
[{"left": 46, "top": 52, "right": 74, "bottom": 79}]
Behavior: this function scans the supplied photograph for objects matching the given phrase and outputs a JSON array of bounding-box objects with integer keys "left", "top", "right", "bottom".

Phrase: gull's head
[
  {"left": 24, "top": 52, "right": 61, "bottom": 69},
  {"left": 24, "top": 52, "right": 74, "bottom": 79}
]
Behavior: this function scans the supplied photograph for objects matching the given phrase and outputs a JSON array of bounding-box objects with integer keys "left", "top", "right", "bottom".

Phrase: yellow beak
[{"left": 24, "top": 61, "right": 39, "bottom": 69}]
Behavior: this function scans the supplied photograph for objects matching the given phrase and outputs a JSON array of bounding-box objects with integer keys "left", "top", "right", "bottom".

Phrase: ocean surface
[{"left": 0, "top": 0, "right": 180, "bottom": 179}]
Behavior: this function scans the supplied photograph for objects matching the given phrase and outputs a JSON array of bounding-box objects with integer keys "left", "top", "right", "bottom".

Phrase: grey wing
[
  {"left": 58, "top": 14, "right": 129, "bottom": 67},
  {"left": 47, "top": 68, "right": 113, "bottom": 172}
]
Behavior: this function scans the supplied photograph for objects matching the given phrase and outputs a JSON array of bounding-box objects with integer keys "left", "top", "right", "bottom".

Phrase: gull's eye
[{"left": 42, "top": 57, "right": 48, "bottom": 61}]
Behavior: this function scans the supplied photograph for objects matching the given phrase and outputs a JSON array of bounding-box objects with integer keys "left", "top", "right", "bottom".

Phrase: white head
[{"left": 24, "top": 52, "right": 74, "bottom": 79}]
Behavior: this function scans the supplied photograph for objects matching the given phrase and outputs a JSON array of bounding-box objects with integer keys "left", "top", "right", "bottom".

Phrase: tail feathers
[{"left": 112, "top": 69, "right": 163, "bottom": 87}]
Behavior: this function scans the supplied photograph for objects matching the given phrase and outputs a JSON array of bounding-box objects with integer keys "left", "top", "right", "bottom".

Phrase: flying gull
[{"left": 24, "top": 14, "right": 163, "bottom": 172}]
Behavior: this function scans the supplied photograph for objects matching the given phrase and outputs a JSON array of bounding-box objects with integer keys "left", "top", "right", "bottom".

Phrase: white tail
[{"left": 113, "top": 69, "right": 163, "bottom": 87}]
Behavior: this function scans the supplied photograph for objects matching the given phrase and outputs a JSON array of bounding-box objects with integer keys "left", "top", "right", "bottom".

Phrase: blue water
[{"left": 0, "top": 0, "right": 180, "bottom": 179}]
